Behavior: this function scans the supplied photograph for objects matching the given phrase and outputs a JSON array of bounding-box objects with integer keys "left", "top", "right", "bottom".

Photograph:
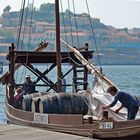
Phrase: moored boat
[{"left": 1, "top": 0, "right": 140, "bottom": 140}]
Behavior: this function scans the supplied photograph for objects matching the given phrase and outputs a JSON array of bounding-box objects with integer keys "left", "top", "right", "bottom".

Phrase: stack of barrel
[{"left": 21, "top": 92, "right": 88, "bottom": 115}]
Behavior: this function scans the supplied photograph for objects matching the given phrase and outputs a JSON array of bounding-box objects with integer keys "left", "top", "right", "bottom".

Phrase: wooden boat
[{"left": 1, "top": 1, "right": 140, "bottom": 140}]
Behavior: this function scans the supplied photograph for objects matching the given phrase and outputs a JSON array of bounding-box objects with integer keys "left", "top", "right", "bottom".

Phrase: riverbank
[{"left": 0, "top": 123, "right": 91, "bottom": 140}]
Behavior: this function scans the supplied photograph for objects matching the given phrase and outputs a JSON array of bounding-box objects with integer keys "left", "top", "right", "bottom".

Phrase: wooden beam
[
  {"left": 55, "top": 0, "right": 62, "bottom": 92},
  {"left": 0, "top": 42, "right": 48, "bottom": 84},
  {"left": 22, "top": 63, "right": 57, "bottom": 92}
]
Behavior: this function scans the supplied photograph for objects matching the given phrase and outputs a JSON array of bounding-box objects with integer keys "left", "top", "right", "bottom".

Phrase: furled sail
[
  {"left": 61, "top": 39, "right": 127, "bottom": 120},
  {"left": 61, "top": 39, "right": 114, "bottom": 88}
]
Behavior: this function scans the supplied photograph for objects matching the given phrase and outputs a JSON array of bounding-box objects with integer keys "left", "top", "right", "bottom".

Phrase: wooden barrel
[
  {"left": 39, "top": 93, "right": 88, "bottom": 115},
  {"left": 39, "top": 94, "right": 56, "bottom": 113},
  {"left": 21, "top": 92, "right": 47, "bottom": 111},
  {"left": 72, "top": 94, "right": 88, "bottom": 114},
  {"left": 22, "top": 95, "right": 32, "bottom": 111},
  {"left": 31, "top": 94, "right": 52, "bottom": 113},
  {"left": 31, "top": 97, "right": 40, "bottom": 113},
  {"left": 78, "top": 94, "right": 88, "bottom": 115}
]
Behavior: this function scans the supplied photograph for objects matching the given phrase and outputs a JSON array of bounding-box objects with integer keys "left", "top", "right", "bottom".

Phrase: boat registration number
[
  {"left": 34, "top": 113, "right": 48, "bottom": 124},
  {"left": 99, "top": 122, "right": 113, "bottom": 129}
]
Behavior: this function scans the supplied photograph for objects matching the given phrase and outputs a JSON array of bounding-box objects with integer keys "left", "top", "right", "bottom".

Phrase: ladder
[{"left": 73, "top": 65, "right": 88, "bottom": 92}]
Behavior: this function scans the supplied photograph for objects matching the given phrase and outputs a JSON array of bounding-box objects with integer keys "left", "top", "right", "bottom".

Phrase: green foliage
[
  {"left": 3, "top": 5, "right": 11, "bottom": 13},
  {"left": 124, "top": 27, "right": 128, "bottom": 33},
  {"left": 40, "top": 3, "right": 55, "bottom": 12}
]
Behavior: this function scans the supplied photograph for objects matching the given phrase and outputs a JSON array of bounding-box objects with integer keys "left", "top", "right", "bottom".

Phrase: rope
[
  {"left": 88, "top": 117, "right": 107, "bottom": 138},
  {"left": 74, "top": 93, "right": 107, "bottom": 139},
  {"left": 24, "top": 0, "right": 34, "bottom": 77},
  {"left": 27, "top": 0, "right": 34, "bottom": 50},
  {"left": 24, "top": 0, "right": 34, "bottom": 76},
  {"left": 15, "top": 0, "right": 27, "bottom": 83},
  {"left": 60, "top": 0, "right": 68, "bottom": 43},
  {"left": 61, "top": 39, "right": 115, "bottom": 88},
  {"left": 60, "top": 0, "right": 72, "bottom": 64},
  {"left": 78, "top": 90, "right": 102, "bottom": 118},
  {"left": 16, "top": 0, "right": 26, "bottom": 50},
  {"left": 20, "top": 0, "right": 30, "bottom": 51},
  {"left": 16, "top": 0, "right": 35, "bottom": 84},
  {"left": 72, "top": 0, "right": 80, "bottom": 48},
  {"left": 85, "top": 0, "right": 102, "bottom": 71},
  {"left": 67, "top": 0, "right": 74, "bottom": 46}
]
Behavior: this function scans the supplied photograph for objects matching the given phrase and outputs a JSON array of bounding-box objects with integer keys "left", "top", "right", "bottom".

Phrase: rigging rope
[
  {"left": 72, "top": 0, "right": 80, "bottom": 48},
  {"left": 16, "top": 1, "right": 29, "bottom": 83},
  {"left": 60, "top": 0, "right": 68, "bottom": 43},
  {"left": 60, "top": 38, "right": 114, "bottom": 87},
  {"left": 27, "top": 0, "right": 34, "bottom": 50},
  {"left": 24, "top": 0, "right": 35, "bottom": 78},
  {"left": 60, "top": 0, "right": 72, "bottom": 67},
  {"left": 16, "top": 0, "right": 26, "bottom": 50},
  {"left": 85, "top": 0, "right": 103, "bottom": 73},
  {"left": 15, "top": 0, "right": 27, "bottom": 82},
  {"left": 20, "top": 0, "right": 30, "bottom": 51},
  {"left": 16, "top": 0, "right": 35, "bottom": 83},
  {"left": 67, "top": 0, "right": 74, "bottom": 46},
  {"left": 60, "top": 0, "right": 71, "bottom": 61}
]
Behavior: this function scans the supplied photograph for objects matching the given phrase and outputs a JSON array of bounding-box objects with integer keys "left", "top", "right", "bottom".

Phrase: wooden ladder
[{"left": 73, "top": 65, "right": 88, "bottom": 92}]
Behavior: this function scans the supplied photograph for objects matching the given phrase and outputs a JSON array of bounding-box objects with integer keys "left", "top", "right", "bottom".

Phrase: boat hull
[{"left": 5, "top": 100, "right": 140, "bottom": 139}]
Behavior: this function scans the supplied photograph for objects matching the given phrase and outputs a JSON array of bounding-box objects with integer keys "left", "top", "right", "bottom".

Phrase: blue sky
[{"left": 0, "top": 0, "right": 140, "bottom": 29}]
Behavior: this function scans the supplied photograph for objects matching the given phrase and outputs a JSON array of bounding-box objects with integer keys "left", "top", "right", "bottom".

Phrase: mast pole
[
  {"left": 55, "top": 0, "right": 62, "bottom": 92},
  {"left": 9, "top": 43, "right": 15, "bottom": 105}
]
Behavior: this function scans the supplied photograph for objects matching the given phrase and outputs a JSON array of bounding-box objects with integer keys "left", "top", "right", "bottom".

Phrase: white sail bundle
[
  {"left": 61, "top": 39, "right": 113, "bottom": 86},
  {"left": 61, "top": 39, "right": 128, "bottom": 120}
]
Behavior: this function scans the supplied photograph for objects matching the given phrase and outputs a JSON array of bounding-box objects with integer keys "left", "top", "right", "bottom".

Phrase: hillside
[{"left": 0, "top": 3, "right": 140, "bottom": 65}]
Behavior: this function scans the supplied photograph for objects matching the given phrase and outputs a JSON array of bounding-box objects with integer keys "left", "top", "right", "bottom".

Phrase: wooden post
[
  {"left": 102, "top": 110, "right": 108, "bottom": 119},
  {"left": 84, "top": 43, "right": 88, "bottom": 90},
  {"left": 9, "top": 43, "right": 15, "bottom": 105},
  {"left": 73, "top": 64, "right": 77, "bottom": 92},
  {"left": 55, "top": 0, "right": 62, "bottom": 92},
  {"left": 87, "top": 117, "right": 93, "bottom": 124}
]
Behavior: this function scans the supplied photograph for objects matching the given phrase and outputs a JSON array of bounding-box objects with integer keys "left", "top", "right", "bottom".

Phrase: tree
[
  {"left": 40, "top": 3, "right": 54, "bottom": 12},
  {"left": 124, "top": 27, "right": 128, "bottom": 33},
  {"left": 3, "top": 5, "right": 11, "bottom": 13}
]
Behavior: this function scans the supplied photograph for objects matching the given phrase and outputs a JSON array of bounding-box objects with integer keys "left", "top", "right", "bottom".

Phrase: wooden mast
[
  {"left": 9, "top": 43, "right": 15, "bottom": 105},
  {"left": 55, "top": 0, "right": 62, "bottom": 92}
]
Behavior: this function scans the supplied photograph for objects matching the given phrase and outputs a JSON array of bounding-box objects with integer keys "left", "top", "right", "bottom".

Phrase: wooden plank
[
  {"left": 12, "top": 51, "right": 93, "bottom": 63},
  {"left": 0, "top": 123, "right": 93, "bottom": 140},
  {"left": 48, "top": 114, "right": 83, "bottom": 125}
]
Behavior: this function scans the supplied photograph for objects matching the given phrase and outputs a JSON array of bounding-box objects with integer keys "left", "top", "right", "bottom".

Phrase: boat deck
[
  {"left": 0, "top": 123, "right": 94, "bottom": 140},
  {"left": 8, "top": 51, "right": 94, "bottom": 63}
]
